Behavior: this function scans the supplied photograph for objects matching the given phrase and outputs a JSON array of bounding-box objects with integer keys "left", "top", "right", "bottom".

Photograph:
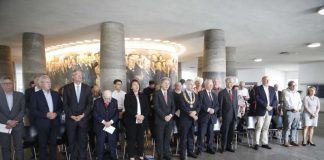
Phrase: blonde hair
[
  {"left": 307, "top": 86, "right": 316, "bottom": 96},
  {"left": 39, "top": 75, "right": 51, "bottom": 83}
]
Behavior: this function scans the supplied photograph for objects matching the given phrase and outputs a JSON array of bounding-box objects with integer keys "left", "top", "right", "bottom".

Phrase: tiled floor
[{"left": 2, "top": 113, "right": 324, "bottom": 160}]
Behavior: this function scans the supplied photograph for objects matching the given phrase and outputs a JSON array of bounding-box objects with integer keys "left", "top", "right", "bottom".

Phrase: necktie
[
  {"left": 229, "top": 90, "right": 233, "bottom": 102},
  {"left": 163, "top": 91, "right": 168, "bottom": 103},
  {"left": 104, "top": 102, "right": 109, "bottom": 108},
  {"left": 76, "top": 85, "right": 81, "bottom": 103},
  {"left": 208, "top": 92, "right": 213, "bottom": 101}
]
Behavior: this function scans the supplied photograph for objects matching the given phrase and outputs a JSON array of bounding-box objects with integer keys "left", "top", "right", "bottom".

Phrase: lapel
[
  {"left": 226, "top": 89, "right": 233, "bottom": 105},
  {"left": 79, "top": 83, "right": 85, "bottom": 103},
  {"left": 39, "top": 91, "right": 50, "bottom": 112},
  {"left": 0, "top": 91, "right": 10, "bottom": 113},
  {"left": 71, "top": 83, "right": 78, "bottom": 103},
  {"left": 160, "top": 90, "right": 168, "bottom": 106},
  {"left": 51, "top": 91, "right": 57, "bottom": 111},
  {"left": 260, "top": 86, "right": 268, "bottom": 104}
]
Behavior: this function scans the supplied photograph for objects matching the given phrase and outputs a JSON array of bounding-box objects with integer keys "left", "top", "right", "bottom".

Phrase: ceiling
[{"left": 1, "top": 0, "right": 324, "bottom": 72}]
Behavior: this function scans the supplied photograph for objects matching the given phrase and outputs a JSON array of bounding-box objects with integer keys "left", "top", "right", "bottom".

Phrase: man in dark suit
[
  {"left": 154, "top": 77, "right": 176, "bottom": 160},
  {"left": 218, "top": 77, "right": 238, "bottom": 153},
  {"left": 143, "top": 80, "right": 156, "bottom": 138},
  {"left": 254, "top": 76, "right": 277, "bottom": 150},
  {"left": 31, "top": 75, "right": 63, "bottom": 160},
  {"left": 63, "top": 70, "right": 93, "bottom": 160},
  {"left": 93, "top": 90, "right": 119, "bottom": 160},
  {"left": 25, "top": 75, "right": 41, "bottom": 126},
  {"left": 179, "top": 79, "right": 200, "bottom": 160},
  {"left": 196, "top": 79, "right": 220, "bottom": 155},
  {"left": 0, "top": 76, "right": 25, "bottom": 160}
]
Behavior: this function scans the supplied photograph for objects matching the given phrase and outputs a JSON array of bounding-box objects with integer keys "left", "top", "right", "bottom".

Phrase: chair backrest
[
  {"left": 24, "top": 126, "right": 38, "bottom": 141},
  {"left": 213, "top": 118, "right": 221, "bottom": 131},
  {"left": 247, "top": 116, "right": 256, "bottom": 130}
]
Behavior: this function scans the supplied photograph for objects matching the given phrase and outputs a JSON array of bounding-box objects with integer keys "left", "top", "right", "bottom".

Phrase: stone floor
[{"left": 2, "top": 113, "right": 324, "bottom": 160}]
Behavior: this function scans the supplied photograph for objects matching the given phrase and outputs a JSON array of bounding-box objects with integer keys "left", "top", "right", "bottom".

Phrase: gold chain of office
[{"left": 183, "top": 91, "right": 195, "bottom": 108}]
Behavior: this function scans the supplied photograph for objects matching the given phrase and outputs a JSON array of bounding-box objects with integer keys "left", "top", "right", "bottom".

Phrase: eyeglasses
[{"left": 1, "top": 82, "right": 13, "bottom": 85}]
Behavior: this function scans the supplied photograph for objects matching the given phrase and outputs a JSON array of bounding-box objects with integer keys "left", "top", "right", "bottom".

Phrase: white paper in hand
[
  {"left": 0, "top": 123, "right": 12, "bottom": 134},
  {"left": 103, "top": 126, "right": 115, "bottom": 134}
]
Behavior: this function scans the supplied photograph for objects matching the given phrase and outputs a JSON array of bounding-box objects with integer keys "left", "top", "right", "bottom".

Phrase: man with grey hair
[
  {"left": 218, "top": 77, "right": 238, "bottom": 153},
  {"left": 282, "top": 81, "right": 302, "bottom": 147},
  {"left": 0, "top": 76, "right": 25, "bottom": 160},
  {"left": 93, "top": 90, "right": 119, "bottom": 160},
  {"left": 254, "top": 76, "right": 277, "bottom": 150},
  {"left": 179, "top": 79, "right": 200, "bottom": 159},
  {"left": 154, "top": 77, "right": 176, "bottom": 160},
  {"left": 196, "top": 79, "right": 219, "bottom": 155}
]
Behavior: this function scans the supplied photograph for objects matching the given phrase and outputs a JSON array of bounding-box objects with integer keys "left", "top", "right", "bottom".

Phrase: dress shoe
[
  {"left": 164, "top": 155, "right": 171, "bottom": 160},
  {"left": 195, "top": 150, "right": 201, "bottom": 155},
  {"left": 180, "top": 155, "right": 186, "bottom": 160},
  {"left": 283, "top": 143, "right": 292, "bottom": 147},
  {"left": 290, "top": 141, "right": 299, "bottom": 146},
  {"left": 206, "top": 148, "right": 216, "bottom": 154},
  {"left": 226, "top": 148, "right": 235, "bottom": 152},
  {"left": 253, "top": 145, "right": 259, "bottom": 150},
  {"left": 261, "top": 145, "right": 272, "bottom": 149},
  {"left": 188, "top": 152, "right": 198, "bottom": 158},
  {"left": 309, "top": 141, "right": 316, "bottom": 146}
]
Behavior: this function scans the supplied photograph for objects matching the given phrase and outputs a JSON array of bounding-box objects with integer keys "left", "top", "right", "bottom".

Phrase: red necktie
[
  {"left": 163, "top": 92, "right": 168, "bottom": 103},
  {"left": 104, "top": 102, "right": 109, "bottom": 108},
  {"left": 229, "top": 90, "right": 233, "bottom": 102}
]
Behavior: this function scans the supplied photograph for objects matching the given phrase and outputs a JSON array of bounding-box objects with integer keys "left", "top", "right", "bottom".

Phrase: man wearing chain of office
[{"left": 178, "top": 79, "right": 201, "bottom": 160}]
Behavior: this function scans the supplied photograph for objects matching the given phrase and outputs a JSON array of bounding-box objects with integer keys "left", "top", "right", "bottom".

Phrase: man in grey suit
[
  {"left": 154, "top": 77, "right": 176, "bottom": 160},
  {"left": 0, "top": 76, "right": 25, "bottom": 160}
]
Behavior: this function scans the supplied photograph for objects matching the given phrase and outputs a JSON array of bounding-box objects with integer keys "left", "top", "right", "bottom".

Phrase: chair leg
[
  {"left": 175, "top": 138, "right": 179, "bottom": 155},
  {"left": 33, "top": 147, "right": 38, "bottom": 160},
  {"left": 87, "top": 144, "right": 92, "bottom": 160},
  {"left": 153, "top": 140, "right": 155, "bottom": 157}
]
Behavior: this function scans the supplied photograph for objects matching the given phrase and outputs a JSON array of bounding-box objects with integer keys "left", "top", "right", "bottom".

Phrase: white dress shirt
[
  {"left": 112, "top": 90, "right": 126, "bottom": 111},
  {"left": 186, "top": 89, "right": 192, "bottom": 100},
  {"left": 238, "top": 88, "right": 250, "bottom": 98},
  {"left": 283, "top": 89, "right": 302, "bottom": 111},
  {"left": 43, "top": 90, "right": 54, "bottom": 112},
  {"left": 74, "top": 83, "right": 81, "bottom": 102},
  {"left": 5, "top": 92, "right": 13, "bottom": 111},
  {"left": 35, "top": 86, "right": 41, "bottom": 92},
  {"left": 263, "top": 85, "right": 270, "bottom": 106}
]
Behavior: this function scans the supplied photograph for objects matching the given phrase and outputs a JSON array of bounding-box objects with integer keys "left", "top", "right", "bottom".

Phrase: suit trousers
[
  {"left": 155, "top": 121, "right": 172, "bottom": 158},
  {"left": 96, "top": 129, "right": 117, "bottom": 160},
  {"left": 221, "top": 117, "right": 236, "bottom": 149},
  {"left": 66, "top": 118, "right": 89, "bottom": 160},
  {"left": 255, "top": 113, "right": 272, "bottom": 145},
  {"left": 179, "top": 121, "right": 195, "bottom": 156},
  {"left": 197, "top": 119, "right": 214, "bottom": 151},
  {"left": 38, "top": 125, "right": 59, "bottom": 160},
  {"left": 0, "top": 128, "right": 24, "bottom": 160}
]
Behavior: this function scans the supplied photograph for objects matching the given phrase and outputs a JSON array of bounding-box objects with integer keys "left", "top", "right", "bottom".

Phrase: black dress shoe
[
  {"left": 253, "top": 145, "right": 259, "bottom": 150},
  {"left": 226, "top": 148, "right": 235, "bottom": 152},
  {"left": 188, "top": 152, "right": 198, "bottom": 158},
  {"left": 219, "top": 148, "right": 224, "bottom": 153},
  {"left": 164, "top": 155, "right": 171, "bottom": 160},
  {"left": 309, "top": 141, "right": 316, "bottom": 146},
  {"left": 206, "top": 148, "right": 216, "bottom": 154},
  {"left": 196, "top": 149, "right": 201, "bottom": 155},
  {"left": 261, "top": 145, "right": 272, "bottom": 149}
]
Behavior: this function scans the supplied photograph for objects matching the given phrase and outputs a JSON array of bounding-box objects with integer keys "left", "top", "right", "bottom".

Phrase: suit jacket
[
  {"left": 0, "top": 90, "right": 25, "bottom": 130},
  {"left": 198, "top": 90, "right": 220, "bottom": 124},
  {"left": 154, "top": 90, "right": 176, "bottom": 125},
  {"left": 124, "top": 92, "right": 149, "bottom": 125},
  {"left": 255, "top": 85, "right": 277, "bottom": 116},
  {"left": 218, "top": 88, "right": 238, "bottom": 121},
  {"left": 31, "top": 90, "right": 63, "bottom": 129},
  {"left": 93, "top": 98, "right": 119, "bottom": 132},
  {"left": 25, "top": 87, "right": 38, "bottom": 124},
  {"left": 63, "top": 83, "right": 93, "bottom": 119},
  {"left": 179, "top": 91, "right": 200, "bottom": 125}
]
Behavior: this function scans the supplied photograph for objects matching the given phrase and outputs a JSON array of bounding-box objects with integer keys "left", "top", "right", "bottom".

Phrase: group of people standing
[{"left": 0, "top": 71, "right": 321, "bottom": 160}]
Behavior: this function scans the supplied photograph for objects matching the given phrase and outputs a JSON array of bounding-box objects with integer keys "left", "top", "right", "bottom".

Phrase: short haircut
[
  {"left": 113, "top": 79, "right": 122, "bottom": 84},
  {"left": 130, "top": 79, "right": 140, "bottom": 92},
  {"left": 204, "top": 79, "right": 213, "bottom": 85},
  {"left": 0, "top": 76, "right": 12, "bottom": 83},
  {"left": 186, "top": 79, "right": 194, "bottom": 85},
  {"left": 307, "top": 86, "right": 316, "bottom": 96},
  {"left": 39, "top": 75, "right": 51, "bottom": 83},
  {"left": 288, "top": 81, "right": 295, "bottom": 87},
  {"left": 149, "top": 80, "right": 155, "bottom": 85},
  {"left": 225, "top": 77, "right": 234, "bottom": 83},
  {"left": 160, "top": 77, "right": 170, "bottom": 84},
  {"left": 232, "top": 85, "right": 239, "bottom": 89}
]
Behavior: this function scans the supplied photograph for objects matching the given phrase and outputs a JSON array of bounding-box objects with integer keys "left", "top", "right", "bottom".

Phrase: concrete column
[
  {"left": 0, "top": 45, "right": 13, "bottom": 78},
  {"left": 203, "top": 29, "right": 226, "bottom": 85},
  {"left": 226, "top": 47, "right": 237, "bottom": 77},
  {"left": 197, "top": 56, "right": 203, "bottom": 77},
  {"left": 178, "top": 62, "right": 182, "bottom": 80},
  {"left": 22, "top": 32, "right": 46, "bottom": 89},
  {"left": 100, "top": 22, "right": 126, "bottom": 91}
]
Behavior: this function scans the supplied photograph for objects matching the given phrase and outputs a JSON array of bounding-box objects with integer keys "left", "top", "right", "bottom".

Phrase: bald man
[{"left": 93, "top": 90, "right": 119, "bottom": 160}]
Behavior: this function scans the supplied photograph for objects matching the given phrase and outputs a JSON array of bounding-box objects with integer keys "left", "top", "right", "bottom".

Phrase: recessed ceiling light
[
  {"left": 253, "top": 58, "right": 262, "bottom": 62},
  {"left": 318, "top": 7, "right": 324, "bottom": 15},
  {"left": 307, "top": 42, "right": 321, "bottom": 48}
]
